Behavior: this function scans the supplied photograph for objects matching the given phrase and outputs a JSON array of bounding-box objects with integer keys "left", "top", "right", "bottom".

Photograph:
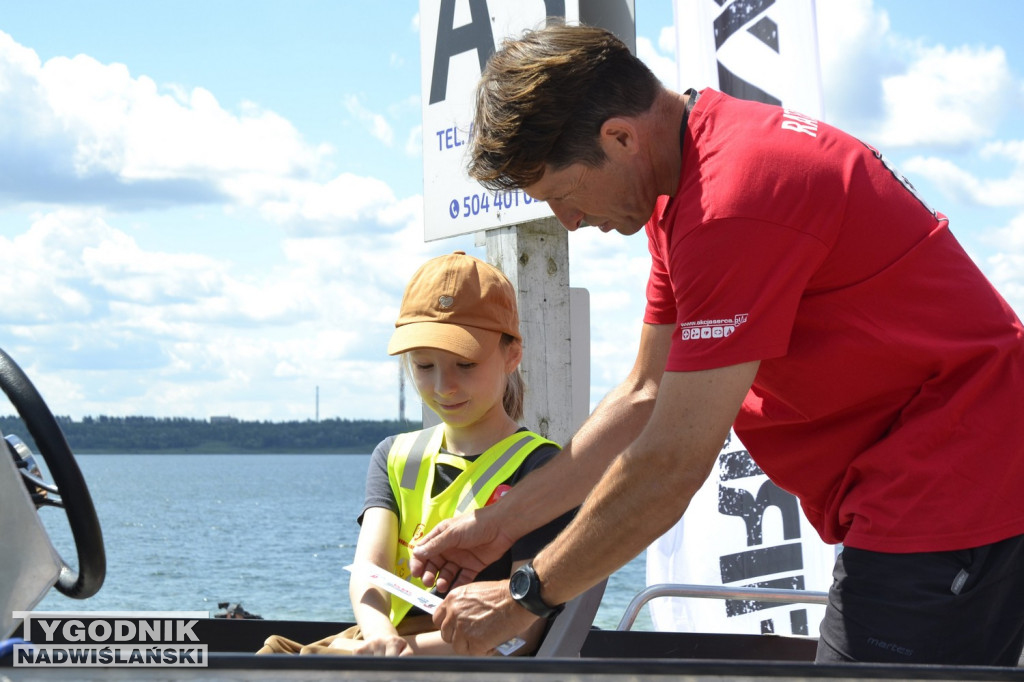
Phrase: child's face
[{"left": 408, "top": 343, "right": 518, "bottom": 431}]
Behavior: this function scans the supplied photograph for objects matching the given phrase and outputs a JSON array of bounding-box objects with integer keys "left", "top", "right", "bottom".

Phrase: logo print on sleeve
[{"left": 680, "top": 313, "right": 749, "bottom": 341}]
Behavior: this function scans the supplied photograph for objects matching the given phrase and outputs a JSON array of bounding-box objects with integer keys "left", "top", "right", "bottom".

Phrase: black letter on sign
[
  {"left": 429, "top": 0, "right": 495, "bottom": 105},
  {"left": 712, "top": 0, "right": 776, "bottom": 50},
  {"left": 711, "top": 0, "right": 782, "bottom": 106},
  {"left": 719, "top": 479, "right": 802, "bottom": 546},
  {"left": 719, "top": 544, "right": 802, "bottom": 584}
]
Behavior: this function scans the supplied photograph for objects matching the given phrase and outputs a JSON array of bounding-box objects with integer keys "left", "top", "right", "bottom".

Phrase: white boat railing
[{"left": 616, "top": 583, "right": 829, "bottom": 632}]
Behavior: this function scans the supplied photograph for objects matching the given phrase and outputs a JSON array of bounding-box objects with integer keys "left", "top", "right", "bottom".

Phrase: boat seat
[
  {"left": 0, "top": 433, "right": 62, "bottom": 640},
  {"left": 534, "top": 578, "right": 607, "bottom": 658}
]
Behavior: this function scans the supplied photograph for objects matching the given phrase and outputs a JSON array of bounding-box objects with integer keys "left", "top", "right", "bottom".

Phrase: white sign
[
  {"left": 419, "top": 0, "right": 636, "bottom": 241},
  {"left": 646, "top": 432, "right": 835, "bottom": 636},
  {"left": 646, "top": 0, "right": 832, "bottom": 637},
  {"left": 675, "top": 0, "right": 824, "bottom": 119}
]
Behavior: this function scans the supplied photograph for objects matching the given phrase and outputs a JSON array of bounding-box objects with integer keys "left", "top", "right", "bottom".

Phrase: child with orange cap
[{"left": 258, "top": 251, "right": 573, "bottom": 656}]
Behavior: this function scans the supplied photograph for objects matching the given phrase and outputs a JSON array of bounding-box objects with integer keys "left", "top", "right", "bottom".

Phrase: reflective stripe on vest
[{"left": 384, "top": 426, "right": 557, "bottom": 625}]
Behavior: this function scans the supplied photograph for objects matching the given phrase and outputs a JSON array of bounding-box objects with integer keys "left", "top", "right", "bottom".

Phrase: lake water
[{"left": 33, "top": 454, "right": 653, "bottom": 631}]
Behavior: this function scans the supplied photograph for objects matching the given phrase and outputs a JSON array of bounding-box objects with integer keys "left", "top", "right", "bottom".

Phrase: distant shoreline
[{"left": 0, "top": 415, "right": 422, "bottom": 456}]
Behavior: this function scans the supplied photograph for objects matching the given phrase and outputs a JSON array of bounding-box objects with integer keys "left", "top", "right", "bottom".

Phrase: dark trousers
[{"left": 816, "top": 533, "right": 1024, "bottom": 666}]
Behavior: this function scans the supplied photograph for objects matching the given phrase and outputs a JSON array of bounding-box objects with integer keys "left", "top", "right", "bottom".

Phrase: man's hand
[
  {"left": 433, "top": 579, "right": 538, "bottom": 656},
  {"left": 410, "top": 509, "right": 516, "bottom": 592}
]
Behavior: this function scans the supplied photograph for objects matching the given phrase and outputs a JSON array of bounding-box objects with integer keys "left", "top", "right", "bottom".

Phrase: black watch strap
[{"left": 509, "top": 561, "right": 564, "bottom": 619}]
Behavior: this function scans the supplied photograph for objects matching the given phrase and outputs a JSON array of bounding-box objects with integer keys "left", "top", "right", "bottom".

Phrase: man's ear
[{"left": 599, "top": 117, "right": 638, "bottom": 158}]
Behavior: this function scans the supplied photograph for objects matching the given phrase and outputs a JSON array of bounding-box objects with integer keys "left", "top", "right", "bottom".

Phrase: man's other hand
[
  {"left": 410, "top": 509, "right": 516, "bottom": 592},
  {"left": 433, "top": 579, "right": 537, "bottom": 656}
]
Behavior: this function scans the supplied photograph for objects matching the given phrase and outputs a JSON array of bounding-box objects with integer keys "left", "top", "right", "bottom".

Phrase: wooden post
[{"left": 485, "top": 218, "right": 582, "bottom": 446}]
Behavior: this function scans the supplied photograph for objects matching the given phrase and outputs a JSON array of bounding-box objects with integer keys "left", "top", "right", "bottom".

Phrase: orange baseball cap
[{"left": 388, "top": 251, "right": 520, "bottom": 361}]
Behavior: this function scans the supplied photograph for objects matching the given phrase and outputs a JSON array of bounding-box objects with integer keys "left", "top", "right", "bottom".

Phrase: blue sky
[{"left": 1, "top": 1, "right": 1022, "bottom": 422}]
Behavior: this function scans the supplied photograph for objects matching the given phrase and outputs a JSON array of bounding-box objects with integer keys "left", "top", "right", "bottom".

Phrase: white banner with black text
[{"left": 647, "top": 0, "right": 832, "bottom": 636}]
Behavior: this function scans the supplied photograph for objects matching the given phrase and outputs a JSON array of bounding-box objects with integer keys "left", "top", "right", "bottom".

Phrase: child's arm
[
  {"left": 348, "top": 509, "right": 543, "bottom": 656},
  {"left": 347, "top": 507, "right": 415, "bottom": 656},
  {"left": 347, "top": 508, "right": 459, "bottom": 655}
]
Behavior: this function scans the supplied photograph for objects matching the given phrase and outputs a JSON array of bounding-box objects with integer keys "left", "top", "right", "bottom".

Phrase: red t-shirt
[{"left": 645, "top": 89, "right": 1024, "bottom": 552}]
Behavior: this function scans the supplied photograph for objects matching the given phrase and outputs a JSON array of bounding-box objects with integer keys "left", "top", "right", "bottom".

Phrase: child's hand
[{"left": 346, "top": 633, "right": 413, "bottom": 657}]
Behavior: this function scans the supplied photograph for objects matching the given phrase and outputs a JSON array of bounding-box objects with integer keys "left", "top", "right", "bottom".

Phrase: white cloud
[
  {"left": 0, "top": 206, "right": 442, "bottom": 419},
  {"left": 985, "top": 251, "right": 1024, "bottom": 315},
  {"left": 343, "top": 94, "right": 395, "bottom": 147},
  {"left": 0, "top": 29, "right": 435, "bottom": 246},
  {"left": 0, "top": 209, "right": 283, "bottom": 328},
  {"left": 979, "top": 139, "right": 1024, "bottom": 206},
  {"left": 568, "top": 229, "right": 650, "bottom": 408},
  {"left": 0, "top": 195, "right": 481, "bottom": 420},
  {"left": 255, "top": 173, "right": 422, "bottom": 237},
  {"left": 989, "top": 212, "right": 1024, "bottom": 249},
  {"left": 815, "top": 1, "right": 1015, "bottom": 150},
  {"left": 0, "top": 209, "right": 115, "bottom": 323},
  {"left": 900, "top": 155, "right": 987, "bottom": 205},
  {"left": 405, "top": 124, "right": 423, "bottom": 157},
  {"left": 0, "top": 31, "right": 332, "bottom": 210},
  {"left": 658, "top": 26, "right": 674, "bottom": 56},
  {"left": 0, "top": 26, "right": 434, "bottom": 262},
  {"left": 0, "top": 28, "right": 472, "bottom": 421},
  {"left": 636, "top": 35, "right": 677, "bottom": 90},
  {"left": 873, "top": 44, "right": 1013, "bottom": 148},
  {"left": 903, "top": 149, "right": 1024, "bottom": 209}
]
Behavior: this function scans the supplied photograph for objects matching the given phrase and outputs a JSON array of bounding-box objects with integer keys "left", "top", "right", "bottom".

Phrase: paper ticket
[{"left": 344, "top": 562, "right": 526, "bottom": 656}]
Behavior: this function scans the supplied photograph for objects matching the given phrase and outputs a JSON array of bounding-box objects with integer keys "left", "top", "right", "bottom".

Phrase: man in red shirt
[{"left": 412, "top": 24, "right": 1024, "bottom": 665}]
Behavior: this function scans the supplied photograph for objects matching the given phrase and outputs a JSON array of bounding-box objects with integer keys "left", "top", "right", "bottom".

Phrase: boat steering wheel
[{"left": 0, "top": 348, "right": 105, "bottom": 599}]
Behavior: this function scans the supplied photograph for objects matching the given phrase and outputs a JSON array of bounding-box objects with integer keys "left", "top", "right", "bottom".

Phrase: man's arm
[
  {"left": 535, "top": 359, "right": 759, "bottom": 605},
  {"left": 435, "top": 358, "right": 760, "bottom": 654},
  {"left": 411, "top": 322, "right": 675, "bottom": 591}
]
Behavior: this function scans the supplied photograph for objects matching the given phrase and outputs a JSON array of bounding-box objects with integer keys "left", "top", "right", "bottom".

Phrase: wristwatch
[{"left": 509, "top": 560, "right": 564, "bottom": 618}]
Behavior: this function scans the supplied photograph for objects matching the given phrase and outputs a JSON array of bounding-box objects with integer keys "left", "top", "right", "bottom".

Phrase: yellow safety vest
[{"left": 385, "top": 425, "right": 557, "bottom": 625}]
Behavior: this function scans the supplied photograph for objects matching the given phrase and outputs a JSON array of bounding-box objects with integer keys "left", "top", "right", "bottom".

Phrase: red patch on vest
[{"left": 487, "top": 484, "right": 512, "bottom": 506}]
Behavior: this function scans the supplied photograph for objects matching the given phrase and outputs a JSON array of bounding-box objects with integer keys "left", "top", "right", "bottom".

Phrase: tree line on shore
[{"left": 0, "top": 414, "right": 423, "bottom": 454}]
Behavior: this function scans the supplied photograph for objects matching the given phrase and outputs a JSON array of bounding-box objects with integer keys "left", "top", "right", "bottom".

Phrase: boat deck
[{"left": 4, "top": 618, "right": 1023, "bottom": 681}]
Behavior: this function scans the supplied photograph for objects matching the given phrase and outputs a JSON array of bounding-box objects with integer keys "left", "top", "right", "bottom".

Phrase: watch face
[{"left": 509, "top": 569, "right": 531, "bottom": 600}]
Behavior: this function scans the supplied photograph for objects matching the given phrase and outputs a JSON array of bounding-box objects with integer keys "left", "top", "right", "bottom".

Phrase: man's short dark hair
[{"left": 468, "top": 23, "right": 662, "bottom": 191}]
